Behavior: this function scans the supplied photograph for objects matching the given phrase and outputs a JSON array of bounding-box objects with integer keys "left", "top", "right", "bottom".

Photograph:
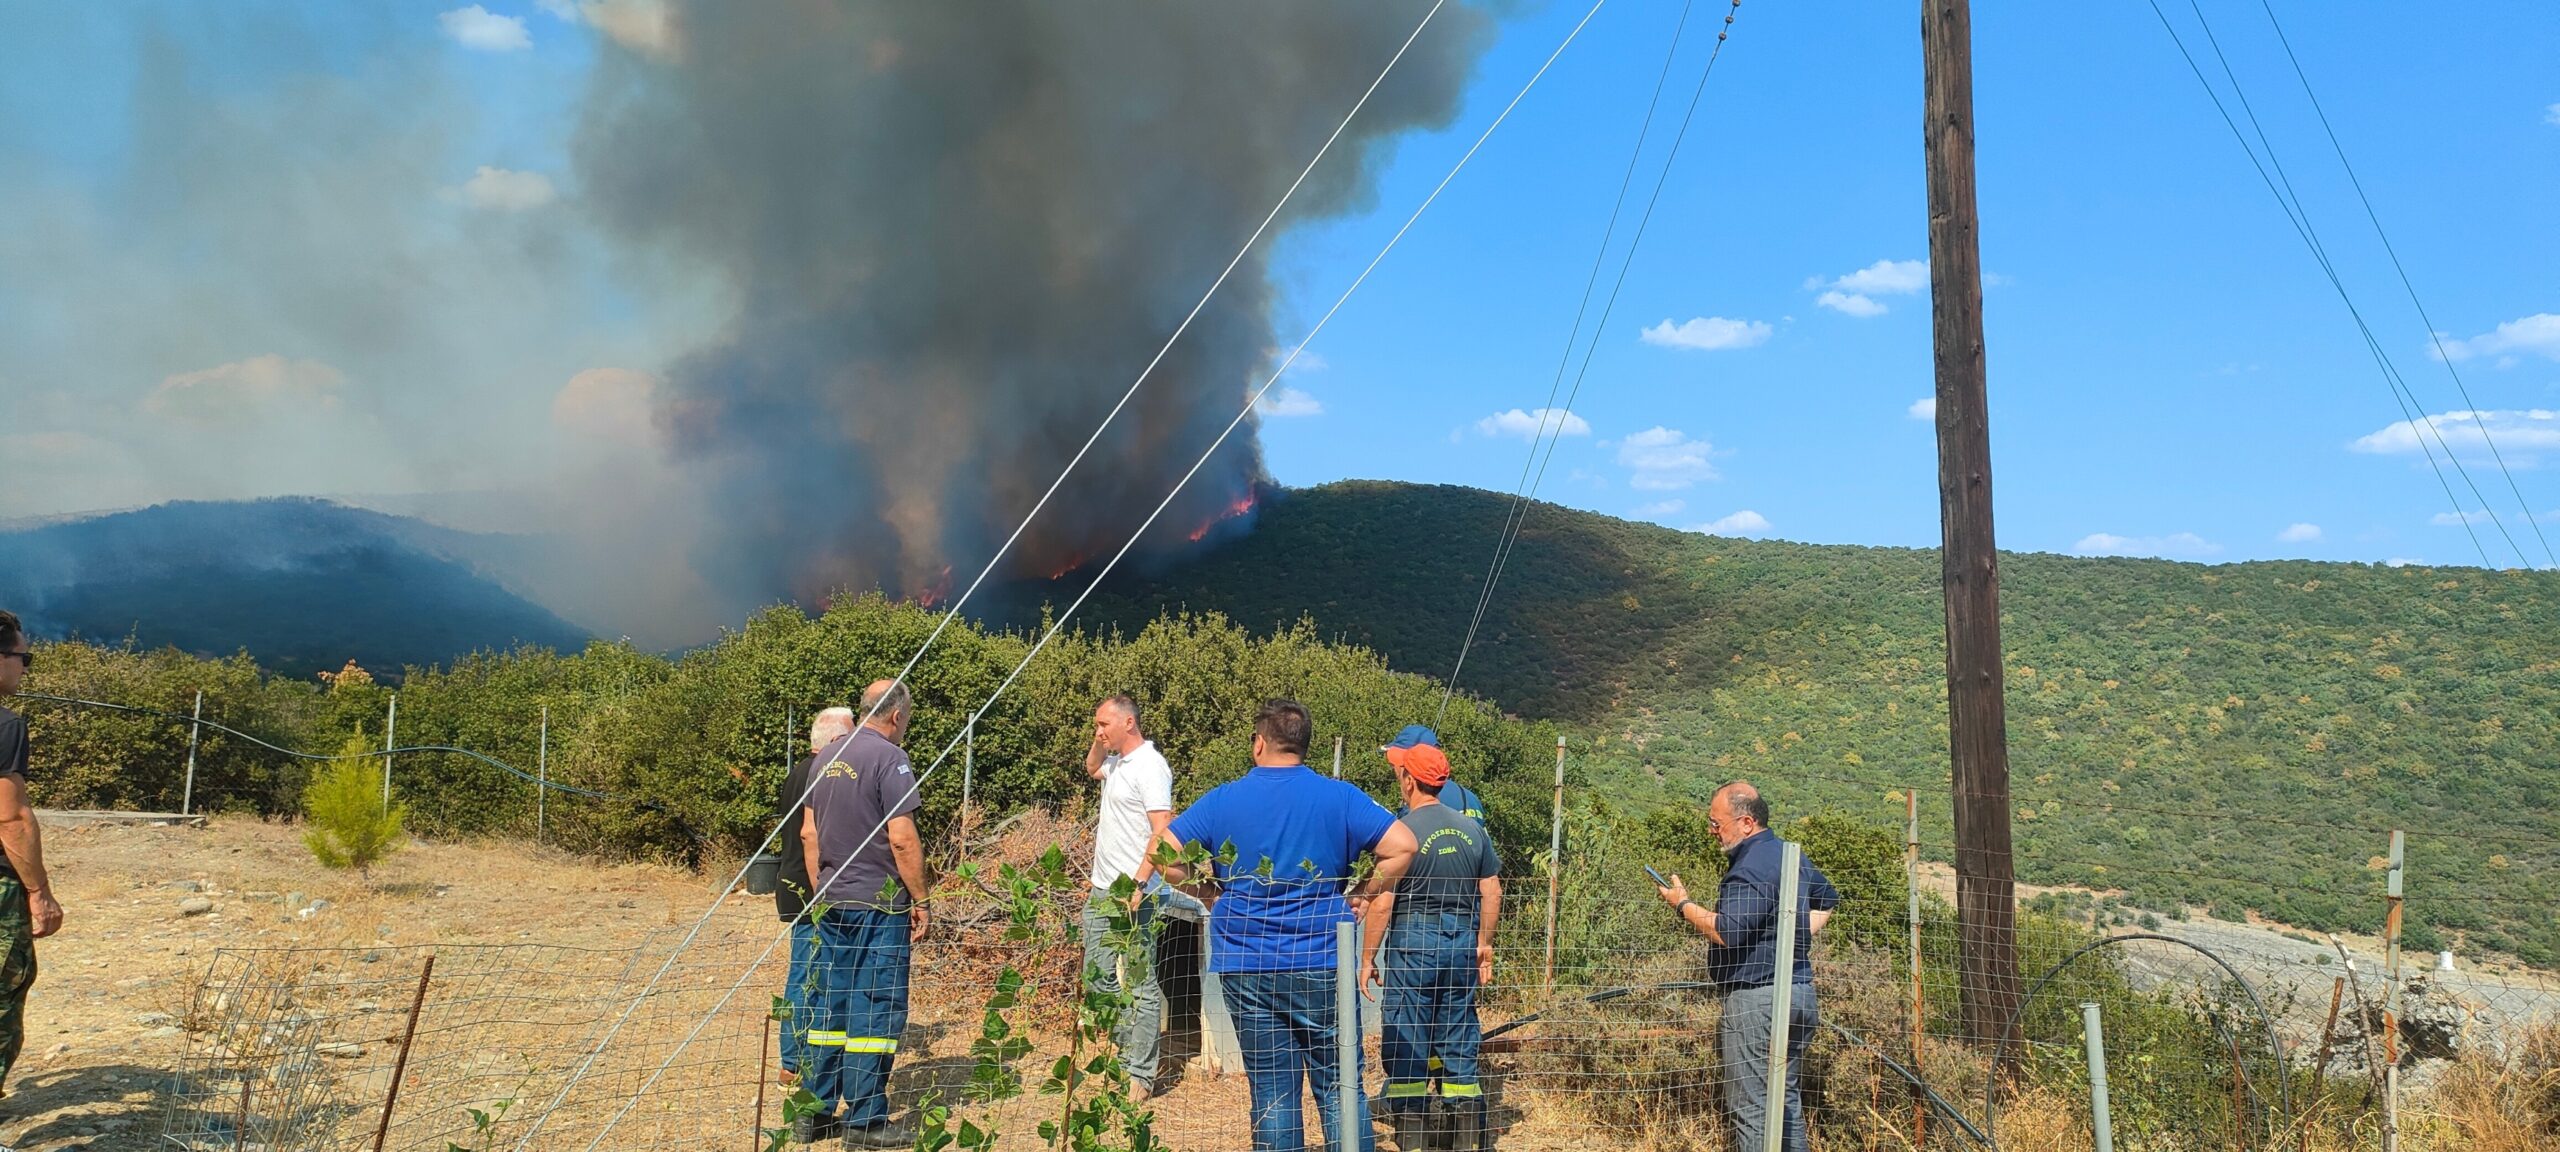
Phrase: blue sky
[{"left": 3, "top": 1, "right": 2555, "bottom": 573}]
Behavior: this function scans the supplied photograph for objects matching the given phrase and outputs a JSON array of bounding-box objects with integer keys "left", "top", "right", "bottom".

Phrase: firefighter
[{"left": 1361, "top": 741, "right": 1502, "bottom": 1150}]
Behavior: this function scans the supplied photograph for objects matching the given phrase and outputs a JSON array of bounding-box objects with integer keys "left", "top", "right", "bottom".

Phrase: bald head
[
  {"left": 1709, "top": 780, "right": 1771, "bottom": 852},
  {"left": 809, "top": 707, "right": 856, "bottom": 752},
  {"left": 860, "top": 679, "right": 913, "bottom": 737}
]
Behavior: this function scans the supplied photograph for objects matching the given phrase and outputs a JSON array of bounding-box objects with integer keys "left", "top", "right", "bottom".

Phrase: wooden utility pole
[{"left": 1921, "top": 0, "right": 2020, "bottom": 1053}]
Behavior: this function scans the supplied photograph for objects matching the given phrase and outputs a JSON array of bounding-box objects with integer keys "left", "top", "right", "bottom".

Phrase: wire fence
[{"left": 151, "top": 796, "right": 2560, "bottom": 1152}]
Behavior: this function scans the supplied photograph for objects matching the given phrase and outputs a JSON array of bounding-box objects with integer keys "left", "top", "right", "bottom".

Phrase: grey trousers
[
  {"left": 1719, "top": 982, "right": 1817, "bottom": 1152},
  {"left": 1081, "top": 890, "right": 1166, "bottom": 1086}
]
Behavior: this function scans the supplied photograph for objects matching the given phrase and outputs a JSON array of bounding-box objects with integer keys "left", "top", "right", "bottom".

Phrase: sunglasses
[{"left": 0, "top": 650, "right": 27, "bottom": 671}]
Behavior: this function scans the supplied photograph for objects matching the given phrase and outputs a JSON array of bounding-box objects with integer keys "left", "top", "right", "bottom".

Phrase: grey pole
[
  {"left": 382, "top": 694, "right": 398, "bottom": 813},
  {"left": 2081, "top": 1002, "right": 2115, "bottom": 1152},
  {"left": 1331, "top": 735, "right": 1343, "bottom": 779},
  {"left": 536, "top": 705, "right": 549, "bottom": 845},
  {"left": 2382, "top": 829, "right": 2405, "bottom": 1152},
  {"left": 181, "top": 689, "right": 204, "bottom": 817},
  {"left": 1335, "top": 919, "right": 1361, "bottom": 1152},
  {"left": 1763, "top": 840, "right": 1804, "bottom": 1152},
  {"left": 960, "top": 719, "right": 975, "bottom": 849}
]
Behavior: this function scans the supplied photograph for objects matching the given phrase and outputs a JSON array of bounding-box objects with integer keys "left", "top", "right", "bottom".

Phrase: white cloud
[
  {"left": 2384, "top": 557, "right": 2425, "bottom": 568},
  {"left": 1616, "top": 426, "right": 1717, "bottom": 490},
  {"left": 1632, "top": 499, "right": 1686, "bottom": 519},
  {"left": 1640, "top": 316, "right": 1772, "bottom": 351},
  {"left": 2351, "top": 409, "right": 2560, "bottom": 461},
  {"left": 1475, "top": 408, "right": 1590, "bottom": 440},
  {"left": 1907, "top": 397, "right": 1935, "bottom": 421},
  {"left": 2276, "top": 522, "right": 2322, "bottom": 543},
  {"left": 2434, "top": 314, "right": 2560, "bottom": 362},
  {"left": 449, "top": 166, "right": 556, "bottom": 211},
  {"left": 2072, "top": 532, "right": 2222, "bottom": 559},
  {"left": 1817, "top": 291, "right": 1887, "bottom": 318},
  {"left": 1255, "top": 387, "right": 1323, "bottom": 418},
  {"left": 534, "top": 0, "right": 581, "bottom": 18},
  {"left": 1697, "top": 509, "right": 1771, "bottom": 535},
  {"left": 1808, "top": 258, "right": 1927, "bottom": 317},
  {"left": 2431, "top": 509, "right": 2494, "bottom": 527},
  {"left": 145, "top": 355, "right": 344, "bottom": 418},
  {"left": 439, "top": 6, "right": 532, "bottom": 51},
  {"left": 2546, "top": 103, "right": 2560, "bottom": 127}
]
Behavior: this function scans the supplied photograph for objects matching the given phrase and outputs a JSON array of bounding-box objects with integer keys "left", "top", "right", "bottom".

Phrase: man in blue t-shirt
[
  {"left": 1654, "top": 781, "right": 1840, "bottom": 1152},
  {"left": 1159, "top": 700, "right": 1419, "bottom": 1152}
]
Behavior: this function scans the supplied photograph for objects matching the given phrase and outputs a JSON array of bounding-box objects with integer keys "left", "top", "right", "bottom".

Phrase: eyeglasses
[{"left": 0, "top": 650, "right": 28, "bottom": 671}]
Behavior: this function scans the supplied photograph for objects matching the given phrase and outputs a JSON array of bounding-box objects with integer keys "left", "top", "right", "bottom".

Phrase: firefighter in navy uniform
[{"left": 1361, "top": 741, "right": 1502, "bottom": 1150}]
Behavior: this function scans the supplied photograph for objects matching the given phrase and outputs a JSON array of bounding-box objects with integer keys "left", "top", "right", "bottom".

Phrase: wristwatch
[{"left": 1676, "top": 898, "right": 1701, "bottom": 918}]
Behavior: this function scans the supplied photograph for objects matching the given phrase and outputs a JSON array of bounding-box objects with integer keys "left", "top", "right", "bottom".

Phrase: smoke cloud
[{"left": 571, "top": 1, "right": 1491, "bottom": 608}]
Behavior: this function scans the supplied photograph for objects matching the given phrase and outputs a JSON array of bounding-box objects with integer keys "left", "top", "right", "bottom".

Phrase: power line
[
  {"left": 1438, "top": 0, "right": 1706, "bottom": 725},
  {"left": 2248, "top": 0, "right": 2555, "bottom": 568},
  {"left": 1443, "top": 0, "right": 1749, "bottom": 715}
]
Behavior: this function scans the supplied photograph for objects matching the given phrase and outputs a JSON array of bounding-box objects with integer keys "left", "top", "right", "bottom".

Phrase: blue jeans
[
  {"left": 780, "top": 918, "right": 820, "bottom": 1078},
  {"left": 807, "top": 908, "right": 911, "bottom": 1126},
  {"left": 1222, "top": 969, "right": 1374, "bottom": 1152},
  {"left": 1081, "top": 890, "right": 1165, "bottom": 1086},
  {"left": 1380, "top": 913, "right": 1482, "bottom": 1115}
]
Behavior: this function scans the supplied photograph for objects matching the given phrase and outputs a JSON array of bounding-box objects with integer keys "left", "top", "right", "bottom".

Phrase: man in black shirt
[
  {"left": 0, "top": 610, "right": 62, "bottom": 1101},
  {"left": 1361, "top": 741, "right": 1501, "bottom": 1151},
  {"left": 773, "top": 707, "right": 856, "bottom": 1096},
  {"left": 1654, "top": 782, "right": 1838, "bottom": 1152}
]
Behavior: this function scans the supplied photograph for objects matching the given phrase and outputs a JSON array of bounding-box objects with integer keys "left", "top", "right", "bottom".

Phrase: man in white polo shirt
[{"left": 1083, "top": 693, "right": 1175, "bottom": 1099}]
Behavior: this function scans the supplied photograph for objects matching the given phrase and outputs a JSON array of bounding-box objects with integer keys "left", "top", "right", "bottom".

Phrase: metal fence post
[
  {"left": 381, "top": 694, "right": 397, "bottom": 813},
  {"left": 2382, "top": 829, "right": 2405, "bottom": 1152},
  {"left": 1906, "top": 791, "right": 1927, "bottom": 1145},
  {"left": 536, "top": 705, "right": 549, "bottom": 845},
  {"left": 1335, "top": 919, "right": 1360, "bottom": 1152},
  {"left": 2081, "top": 1002, "right": 2114, "bottom": 1152},
  {"left": 1763, "top": 840, "right": 1804, "bottom": 1152},
  {"left": 959, "top": 719, "right": 975, "bottom": 852},
  {"left": 1542, "top": 735, "right": 1565, "bottom": 999},
  {"left": 1331, "top": 735, "right": 1343, "bottom": 779},
  {"left": 182, "top": 689, "right": 204, "bottom": 817}
]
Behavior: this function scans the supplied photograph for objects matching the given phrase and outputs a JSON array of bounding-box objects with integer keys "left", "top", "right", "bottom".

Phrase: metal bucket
[{"left": 744, "top": 853, "right": 783, "bottom": 896}]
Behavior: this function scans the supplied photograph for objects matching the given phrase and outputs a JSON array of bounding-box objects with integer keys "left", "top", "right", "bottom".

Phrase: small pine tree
[{"left": 305, "top": 731, "right": 407, "bottom": 879}]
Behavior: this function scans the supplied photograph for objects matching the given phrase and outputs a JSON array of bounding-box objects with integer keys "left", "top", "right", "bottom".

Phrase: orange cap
[{"left": 1387, "top": 743, "right": 1451, "bottom": 787}]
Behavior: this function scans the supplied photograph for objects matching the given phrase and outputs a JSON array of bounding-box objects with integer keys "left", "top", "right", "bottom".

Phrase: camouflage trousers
[{"left": 0, "top": 875, "right": 35, "bottom": 1095}]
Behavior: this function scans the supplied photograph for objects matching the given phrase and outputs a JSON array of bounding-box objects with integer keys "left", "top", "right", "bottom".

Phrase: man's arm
[
  {"left": 0, "top": 777, "right": 58, "bottom": 939},
  {"left": 1655, "top": 873, "right": 1728, "bottom": 945},
  {"left": 1475, "top": 875, "right": 1502, "bottom": 982},
  {"left": 1130, "top": 810, "right": 1175, "bottom": 888},
  {"left": 1358, "top": 889, "right": 1395, "bottom": 992},
  {"left": 1085, "top": 734, "right": 1108, "bottom": 781},
  {"left": 799, "top": 807, "right": 822, "bottom": 897},
  {"left": 1809, "top": 909, "right": 1834, "bottom": 935},
  {"left": 1357, "top": 821, "right": 1420, "bottom": 899},
  {"left": 885, "top": 814, "right": 930, "bottom": 940}
]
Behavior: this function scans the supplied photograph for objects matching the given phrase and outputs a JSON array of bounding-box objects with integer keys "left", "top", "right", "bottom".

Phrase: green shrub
[{"left": 304, "top": 733, "right": 406, "bottom": 877}]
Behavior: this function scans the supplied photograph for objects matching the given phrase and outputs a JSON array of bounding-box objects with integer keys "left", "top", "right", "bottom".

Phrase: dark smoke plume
[{"left": 573, "top": 1, "right": 1491, "bottom": 610}]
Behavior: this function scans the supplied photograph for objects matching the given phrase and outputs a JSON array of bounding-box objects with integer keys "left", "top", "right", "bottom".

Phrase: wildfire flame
[
  {"left": 915, "top": 565, "right": 955, "bottom": 609},
  {"left": 1188, "top": 492, "right": 1260, "bottom": 542}
]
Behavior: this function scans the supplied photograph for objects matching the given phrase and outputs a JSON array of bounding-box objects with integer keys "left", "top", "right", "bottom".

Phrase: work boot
[
  {"left": 1408, "top": 1100, "right": 1449, "bottom": 1151},
  {"left": 840, "top": 1119, "right": 917, "bottom": 1150},
  {"left": 1449, "top": 1101, "right": 1485, "bottom": 1152},
  {"left": 789, "top": 1110, "right": 840, "bottom": 1146}
]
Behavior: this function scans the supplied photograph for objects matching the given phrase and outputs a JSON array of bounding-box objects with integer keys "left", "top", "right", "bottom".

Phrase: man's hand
[
  {"left": 908, "top": 903, "right": 929, "bottom": 943},
  {"left": 1475, "top": 943, "right": 1493, "bottom": 987},
  {"left": 1360, "top": 956, "right": 1379, "bottom": 996},
  {"left": 1656, "top": 874, "right": 1691, "bottom": 910},
  {"left": 28, "top": 888, "right": 61, "bottom": 939}
]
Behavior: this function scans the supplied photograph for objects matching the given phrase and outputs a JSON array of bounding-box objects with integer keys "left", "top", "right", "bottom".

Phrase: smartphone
[{"left": 1643, "top": 865, "right": 1670, "bottom": 888}]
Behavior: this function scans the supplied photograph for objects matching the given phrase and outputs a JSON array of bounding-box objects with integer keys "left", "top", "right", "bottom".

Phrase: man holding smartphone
[{"left": 1653, "top": 781, "right": 1838, "bottom": 1152}]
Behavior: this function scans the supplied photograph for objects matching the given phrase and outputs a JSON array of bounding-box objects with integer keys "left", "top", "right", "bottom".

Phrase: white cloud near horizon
[
  {"left": 1616, "top": 426, "right": 1717, "bottom": 490},
  {"left": 1697, "top": 509, "right": 1771, "bottom": 535},
  {"left": 2432, "top": 509, "right": 2494, "bottom": 526},
  {"left": 1632, "top": 499, "right": 1686, "bottom": 519},
  {"left": 2434, "top": 314, "right": 2560, "bottom": 363},
  {"left": 1640, "top": 316, "right": 1772, "bottom": 351},
  {"left": 2351, "top": 409, "right": 2560, "bottom": 461},
  {"left": 2384, "top": 557, "right": 2425, "bottom": 568},
  {"left": 1808, "top": 258, "right": 1927, "bottom": 317},
  {"left": 2276, "top": 522, "right": 2322, "bottom": 543},
  {"left": 2073, "top": 531, "right": 2221, "bottom": 559},
  {"left": 1256, "top": 387, "right": 1323, "bottom": 418},
  {"left": 1476, "top": 407, "right": 1590, "bottom": 440},
  {"left": 450, "top": 166, "right": 556, "bottom": 211},
  {"left": 145, "top": 355, "right": 345, "bottom": 419},
  {"left": 439, "top": 6, "right": 531, "bottom": 51},
  {"left": 1907, "top": 397, "right": 1935, "bottom": 421}
]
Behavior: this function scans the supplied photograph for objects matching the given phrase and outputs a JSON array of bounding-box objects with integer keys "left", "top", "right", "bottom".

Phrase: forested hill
[{"left": 1071, "top": 480, "right": 2560, "bottom": 964}]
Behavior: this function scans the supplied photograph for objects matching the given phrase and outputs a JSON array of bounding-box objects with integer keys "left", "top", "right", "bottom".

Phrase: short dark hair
[
  {"left": 1253, "top": 699, "right": 1311, "bottom": 758},
  {"left": 0, "top": 610, "right": 18, "bottom": 652},
  {"left": 861, "top": 679, "right": 912, "bottom": 724},
  {"left": 1101, "top": 694, "right": 1141, "bottom": 727},
  {"left": 1721, "top": 780, "right": 1772, "bottom": 828},
  {"left": 1413, "top": 776, "right": 1445, "bottom": 797}
]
